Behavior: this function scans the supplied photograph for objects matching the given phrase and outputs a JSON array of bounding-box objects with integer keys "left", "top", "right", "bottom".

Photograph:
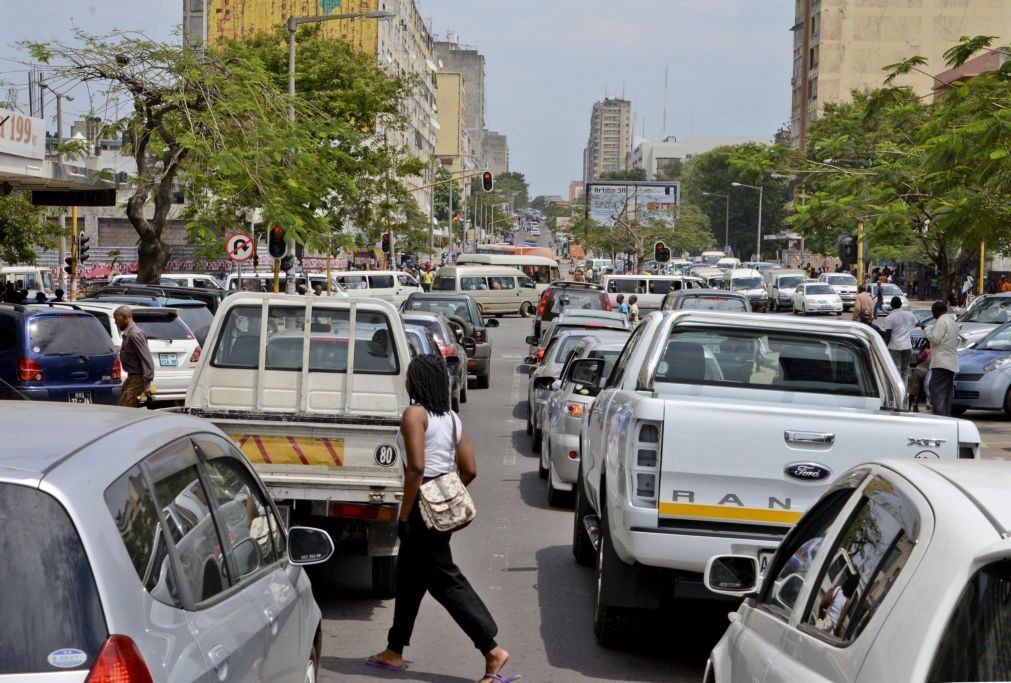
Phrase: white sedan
[
  {"left": 703, "top": 459, "right": 1011, "bottom": 683},
  {"left": 792, "top": 283, "right": 843, "bottom": 315}
]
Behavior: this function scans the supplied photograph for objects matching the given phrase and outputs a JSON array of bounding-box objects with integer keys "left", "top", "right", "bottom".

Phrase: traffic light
[
  {"left": 268, "top": 225, "right": 286, "bottom": 258},
  {"left": 382, "top": 233, "right": 391, "bottom": 254},
  {"left": 64, "top": 256, "right": 74, "bottom": 276},
  {"left": 279, "top": 254, "right": 295, "bottom": 272},
  {"left": 78, "top": 232, "right": 90, "bottom": 263},
  {"left": 481, "top": 171, "right": 494, "bottom": 192},
  {"left": 838, "top": 235, "right": 856, "bottom": 264},
  {"left": 654, "top": 240, "right": 671, "bottom": 263}
]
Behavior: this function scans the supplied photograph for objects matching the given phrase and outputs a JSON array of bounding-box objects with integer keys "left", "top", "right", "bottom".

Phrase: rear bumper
[
  {"left": 547, "top": 431, "right": 579, "bottom": 486},
  {"left": 2, "top": 384, "right": 121, "bottom": 404},
  {"left": 614, "top": 521, "right": 788, "bottom": 574}
]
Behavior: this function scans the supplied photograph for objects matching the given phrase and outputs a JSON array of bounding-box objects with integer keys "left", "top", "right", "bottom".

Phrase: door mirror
[
  {"left": 704, "top": 555, "right": 759, "bottom": 597},
  {"left": 231, "top": 537, "right": 262, "bottom": 578},
  {"left": 566, "top": 357, "right": 605, "bottom": 388},
  {"left": 461, "top": 337, "right": 477, "bottom": 357},
  {"left": 533, "top": 375, "right": 556, "bottom": 390},
  {"left": 525, "top": 335, "right": 540, "bottom": 346},
  {"left": 523, "top": 355, "right": 537, "bottom": 366},
  {"left": 771, "top": 573, "right": 805, "bottom": 610},
  {"left": 485, "top": 318, "right": 500, "bottom": 328},
  {"left": 287, "top": 526, "right": 335, "bottom": 566}
]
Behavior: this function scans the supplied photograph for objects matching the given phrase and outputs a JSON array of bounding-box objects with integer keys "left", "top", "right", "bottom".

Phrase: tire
[
  {"left": 572, "top": 467, "right": 595, "bottom": 566},
  {"left": 539, "top": 435, "right": 549, "bottom": 479},
  {"left": 520, "top": 301, "right": 533, "bottom": 318},
  {"left": 305, "top": 645, "right": 319, "bottom": 683},
  {"left": 476, "top": 370, "right": 490, "bottom": 389},
  {"left": 532, "top": 426, "right": 542, "bottom": 452},
  {"left": 451, "top": 389, "right": 460, "bottom": 413},
  {"left": 460, "top": 380, "right": 468, "bottom": 404},
  {"left": 1005, "top": 388, "right": 1011, "bottom": 416},
  {"left": 371, "top": 556, "right": 397, "bottom": 598},
  {"left": 547, "top": 458, "right": 573, "bottom": 508},
  {"left": 526, "top": 410, "right": 533, "bottom": 435},
  {"left": 593, "top": 503, "right": 635, "bottom": 647}
]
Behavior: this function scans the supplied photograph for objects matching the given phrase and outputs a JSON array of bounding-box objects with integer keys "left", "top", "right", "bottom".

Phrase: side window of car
[
  {"left": 488, "top": 276, "right": 516, "bottom": 290},
  {"left": 461, "top": 277, "right": 486, "bottom": 291},
  {"left": 605, "top": 323, "right": 649, "bottom": 388},
  {"left": 145, "top": 438, "right": 232, "bottom": 605},
  {"left": 0, "top": 316, "right": 17, "bottom": 352},
  {"left": 519, "top": 276, "right": 537, "bottom": 289},
  {"left": 801, "top": 478, "right": 918, "bottom": 642},
  {"left": 104, "top": 464, "right": 183, "bottom": 608}
]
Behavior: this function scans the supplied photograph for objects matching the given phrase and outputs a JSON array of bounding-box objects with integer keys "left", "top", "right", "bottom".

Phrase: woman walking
[{"left": 368, "top": 354, "right": 518, "bottom": 683}]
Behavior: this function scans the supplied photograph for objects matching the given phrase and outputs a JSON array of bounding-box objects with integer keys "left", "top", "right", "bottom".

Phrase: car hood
[
  {"left": 957, "top": 348, "right": 1011, "bottom": 373},
  {"left": 958, "top": 322, "right": 1000, "bottom": 342}
]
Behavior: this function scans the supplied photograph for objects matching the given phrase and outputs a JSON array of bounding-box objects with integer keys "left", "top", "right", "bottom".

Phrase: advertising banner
[
  {"left": 586, "top": 181, "right": 680, "bottom": 228},
  {"left": 0, "top": 109, "right": 45, "bottom": 160}
]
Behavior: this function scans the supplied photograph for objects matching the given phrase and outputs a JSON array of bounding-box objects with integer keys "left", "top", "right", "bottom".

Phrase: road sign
[{"left": 226, "top": 232, "right": 254, "bottom": 263}]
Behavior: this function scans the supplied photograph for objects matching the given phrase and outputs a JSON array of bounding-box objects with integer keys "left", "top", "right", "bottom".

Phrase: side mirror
[
  {"left": 287, "top": 526, "right": 335, "bottom": 566},
  {"left": 771, "top": 573, "right": 805, "bottom": 611},
  {"left": 445, "top": 354, "right": 460, "bottom": 367},
  {"left": 230, "top": 537, "right": 262, "bottom": 578},
  {"left": 703, "top": 554, "right": 759, "bottom": 597},
  {"left": 523, "top": 355, "right": 537, "bottom": 366},
  {"left": 525, "top": 335, "right": 540, "bottom": 346},
  {"left": 462, "top": 338, "right": 477, "bottom": 357},
  {"left": 566, "top": 357, "right": 605, "bottom": 388},
  {"left": 533, "top": 375, "right": 556, "bottom": 390},
  {"left": 485, "top": 318, "right": 500, "bottom": 328}
]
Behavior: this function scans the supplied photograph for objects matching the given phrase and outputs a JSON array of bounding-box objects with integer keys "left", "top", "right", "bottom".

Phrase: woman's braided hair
[{"left": 407, "top": 353, "right": 451, "bottom": 415}]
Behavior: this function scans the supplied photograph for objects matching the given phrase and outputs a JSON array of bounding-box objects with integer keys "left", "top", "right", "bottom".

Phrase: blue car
[
  {"left": 951, "top": 321, "right": 1011, "bottom": 415},
  {"left": 0, "top": 303, "right": 122, "bottom": 404}
]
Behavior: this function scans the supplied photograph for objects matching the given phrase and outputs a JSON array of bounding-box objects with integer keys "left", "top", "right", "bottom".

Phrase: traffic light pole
[
  {"left": 70, "top": 207, "right": 79, "bottom": 301},
  {"left": 273, "top": 260, "right": 280, "bottom": 294}
]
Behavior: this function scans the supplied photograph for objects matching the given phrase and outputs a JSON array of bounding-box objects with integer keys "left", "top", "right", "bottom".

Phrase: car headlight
[{"left": 983, "top": 357, "right": 1011, "bottom": 372}]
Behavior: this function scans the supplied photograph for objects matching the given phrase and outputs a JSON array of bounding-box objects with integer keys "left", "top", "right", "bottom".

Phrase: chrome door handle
[
  {"left": 207, "top": 645, "right": 229, "bottom": 680},
  {"left": 263, "top": 606, "right": 278, "bottom": 636},
  {"left": 784, "top": 431, "right": 835, "bottom": 445}
]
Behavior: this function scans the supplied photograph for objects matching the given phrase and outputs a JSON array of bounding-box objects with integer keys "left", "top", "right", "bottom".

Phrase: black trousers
[
  {"left": 929, "top": 368, "right": 955, "bottom": 417},
  {"left": 387, "top": 504, "right": 498, "bottom": 655}
]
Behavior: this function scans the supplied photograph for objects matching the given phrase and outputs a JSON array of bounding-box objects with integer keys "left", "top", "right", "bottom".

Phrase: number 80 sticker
[{"left": 374, "top": 444, "right": 398, "bottom": 467}]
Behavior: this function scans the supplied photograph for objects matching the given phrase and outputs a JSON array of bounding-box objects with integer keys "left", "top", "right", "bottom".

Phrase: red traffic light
[
  {"left": 654, "top": 241, "right": 671, "bottom": 263},
  {"left": 481, "top": 172, "right": 494, "bottom": 192},
  {"left": 268, "top": 225, "right": 286, "bottom": 258}
]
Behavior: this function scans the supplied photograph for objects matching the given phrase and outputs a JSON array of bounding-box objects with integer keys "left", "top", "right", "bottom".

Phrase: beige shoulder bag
[{"left": 417, "top": 412, "right": 476, "bottom": 533}]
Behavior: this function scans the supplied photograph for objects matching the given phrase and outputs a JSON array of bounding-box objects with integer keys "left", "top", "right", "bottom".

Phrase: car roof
[
  {"left": 0, "top": 303, "right": 94, "bottom": 318},
  {"left": 408, "top": 292, "right": 475, "bottom": 303},
  {"left": 556, "top": 310, "right": 628, "bottom": 323},
  {"left": 673, "top": 288, "right": 746, "bottom": 298},
  {"left": 919, "top": 460, "right": 1011, "bottom": 536},
  {"left": 0, "top": 402, "right": 157, "bottom": 482},
  {"left": 547, "top": 281, "right": 604, "bottom": 290}
]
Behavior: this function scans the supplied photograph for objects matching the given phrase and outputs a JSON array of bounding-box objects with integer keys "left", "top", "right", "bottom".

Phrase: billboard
[
  {"left": 586, "top": 181, "right": 680, "bottom": 228},
  {"left": 206, "top": 0, "right": 380, "bottom": 56},
  {"left": 0, "top": 109, "right": 45, "bottom": 161}
]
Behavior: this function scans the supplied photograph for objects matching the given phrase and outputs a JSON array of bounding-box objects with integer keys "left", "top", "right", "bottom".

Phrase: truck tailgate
[
  {"left": 656, "top": 400, "right": 964, "bottom": 531},
  {"left": 207, "top": 415, "right": 403, "bottom": 503}
]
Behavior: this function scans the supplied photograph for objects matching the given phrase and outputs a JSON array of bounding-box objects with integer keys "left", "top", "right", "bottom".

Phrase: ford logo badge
[{"left": 784, "top": 463, "right": 832, "bottom": 481}]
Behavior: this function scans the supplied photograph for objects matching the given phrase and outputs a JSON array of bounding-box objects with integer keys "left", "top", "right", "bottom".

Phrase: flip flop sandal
[
  {"left": 366, "top": 656, "right": 407, "bottom": 672},
  {"left": 480, "top": 674, "right": 522, "bottom": 683}
]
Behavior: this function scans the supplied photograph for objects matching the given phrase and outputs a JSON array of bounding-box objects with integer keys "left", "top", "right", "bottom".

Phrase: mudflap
[
  {"left": 599, "top": 537, "right": 667, "bottom": 611},
  {"left": 368, "top": 520, "right": 399, "bottom": 557}
]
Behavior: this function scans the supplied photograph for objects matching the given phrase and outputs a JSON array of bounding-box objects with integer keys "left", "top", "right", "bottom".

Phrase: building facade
[
  {"left": 632, "top": 135, "right": 774, "bottom": 179},
  {"left": 434, "top": 35, "right": 486, "bottom": 169},
  {"left": 791, "top": 0, "right": 1011, "bottom": 148},
  {"left": 582, "top": 97, "right": 631, "bottom": 181},
  {"left": 483, "top": 131, "right": 509, "bottom": 177}
]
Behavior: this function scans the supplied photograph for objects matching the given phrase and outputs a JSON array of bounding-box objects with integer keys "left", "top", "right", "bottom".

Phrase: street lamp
[
  {"left": 731, "top": 182, "right": 764, "bottom": 261},
  {"left": 700, "top": 191, "right": 730, "bottom": 252}
]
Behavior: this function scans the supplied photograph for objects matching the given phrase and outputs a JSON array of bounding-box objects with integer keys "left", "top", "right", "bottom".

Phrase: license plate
[
  {"left": 159, "top": 353, "right": 178, "bottom": 367},
  {"left": 758, "top": 549, "right": 777, "bottom": 577},
  {"left": 68, "top": 391, "right": 92, "bottom": 404}
]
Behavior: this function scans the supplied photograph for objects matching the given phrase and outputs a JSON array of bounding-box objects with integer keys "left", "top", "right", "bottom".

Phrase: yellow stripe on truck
[
  {"left": 229, "top": 434, "right": 344, "bottom": 467},
  {"left": 658, "top": 502, "right": 802, "bottom": 525}
]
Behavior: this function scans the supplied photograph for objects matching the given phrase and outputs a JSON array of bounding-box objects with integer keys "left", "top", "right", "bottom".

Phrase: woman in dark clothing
[{"left": 368, "top": 355, "right": 518, "bottom": 683}]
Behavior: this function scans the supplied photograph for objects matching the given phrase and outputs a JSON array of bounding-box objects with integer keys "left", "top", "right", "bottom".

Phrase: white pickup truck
[
  {"left": 570, "top": 310, "right": 981, "bottom": 645},
  {"left": 180, "top": 293, "right": 409, "bottom": 595}
]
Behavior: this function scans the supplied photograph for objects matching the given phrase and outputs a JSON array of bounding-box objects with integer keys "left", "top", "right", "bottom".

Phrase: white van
[
  {"left": 455, "top": 254, "right": 561, "bottom": 285},
  {"left": 335, "top": 270, "right": 422, "bottom": 307},
  {"left": 721, "top": 268, "right": 767, "bottom": 308},
  {"left": 0, "top": 265, "right": 54, "bottom": 299},
  {"left": 432, "top": 265, "right": 542, "bottom": 317},
  {"left": 766, "top": 270, "right": 807, "bottom": 310},
  {"left": 601, "top": 274, "right": 706, "bottom": 311},
  {"left": 224, "top": 271, "right": 346, "bottom": 295},
  {"left": 716, "top": 257, "right": 741, "bottom": 271},
  {"left": 111, "top": 273, "right": 223, "bottom": 290}
]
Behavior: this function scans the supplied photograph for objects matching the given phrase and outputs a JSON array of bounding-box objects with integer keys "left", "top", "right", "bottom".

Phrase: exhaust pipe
[{"left": 583, "top": 514, "right": 601, "bottom": 552}]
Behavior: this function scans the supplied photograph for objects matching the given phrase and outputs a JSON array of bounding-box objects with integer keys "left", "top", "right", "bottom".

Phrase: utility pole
[
  {"left": 428, "top": 157, "right": 436, "bottom": 258},
  {"left": 449, "top": 179, "right": 454, "bottom": 261}
]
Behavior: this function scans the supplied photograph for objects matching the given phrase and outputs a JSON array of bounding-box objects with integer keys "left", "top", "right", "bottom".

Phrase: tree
[
  {"left": 530, "top": 195, "right": 548, "bottom": 211},
  {"left": 599, "top": 168, "right": 647, "bottom": 182},
  {"left": 0, "top": 193, "right": 60, "bottom": 264},
  {"left": 494, "top": 171, "right": 530, "bottom": 209}
]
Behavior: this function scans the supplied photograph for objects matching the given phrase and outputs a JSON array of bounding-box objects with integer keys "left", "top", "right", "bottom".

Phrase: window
[
  {"left": 461, "top": 276, "right": 487, "bottom": 291},
  {"left": 802, "top": 480, "right": 918, "bottom": 642},
  {"left": 554, "top": 333, "right": 588, "bottom": 362},
  {"left": 405, "top": 298, "right": 475, "bottom": 324},
  {"left": 0, "top": 485, "right": 107, "bottom": 675},
  {"left": 761, "top": 488, "right": 854, "bottom": 620},
  {"left": 433, "top": 277, "right": 456, "bottom": 291},
  {"left": 488, "top": 276, "right": 516, "bottom": 290},
  {"left": 398, "top": 274, "right": 418, "bottom": 287},
  {"left": 655, "top": 328, "right": 879, "bottom": 398},
  {"left": 136, "top": 316, "right": 194, "bottom": 341},
  {"left": 649, "top": 279, "right": 675, "bottom": 295},
  {"left": 607, "top": 279, "right": 642, "bottom": 294},
  {"left": 929, "top": 560, "right": 1011, "bottom": 682},
  {"left": 0, "top": 316, "right": 18, "bottom": 352},
  {"left": 28, "top": 316, "right": 114, "bottom": 356},
  {"left": 211, "top": 305, "right": 262, "bottom": 368},
  {"left": 369, "top": 275, "right": 395, "bottom": 289},
  {"left": 146, "top": 439, "right": 231, "bottom": 604},
  {"left": 678, "top": 295, "right": 749, "bottom": 312},
  {"left": 105, "top": 465, "right": 182, "bottom": 608},
  {"left": 605, "top": 323, "right": 649, "bottom": 387},
  {"left": 338, "top": 275, "right": 368, "bottom": 290}
]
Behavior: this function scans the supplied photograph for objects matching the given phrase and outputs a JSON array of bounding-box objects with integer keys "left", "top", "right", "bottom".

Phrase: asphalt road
[{"left": 308, "top": 313, "right": 729, "bottom": 682}]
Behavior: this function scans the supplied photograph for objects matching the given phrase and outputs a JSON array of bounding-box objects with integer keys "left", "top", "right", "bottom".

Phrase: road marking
[{"left": 501, "top": 353, "right": 526, "bottom": 360}]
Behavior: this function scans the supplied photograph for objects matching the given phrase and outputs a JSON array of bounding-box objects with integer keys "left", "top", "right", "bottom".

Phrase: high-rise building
[
  {"left": 632, "top": 135, "right": 773, "bottom": 179},
  {"left": 791, "top": 0, "right": 1011, "bottom": 149},
  {"left": 189, "top": 0, "right": 439, "bottom": 212},
  {"left": 484, "top": 131, "right": 509, "bottom": 177},
  {"left": 583, "top": 97, "right": 631, "bottom": 181},
  {"left": 434, "top": 34, "right": 486, "bottom": 169}
]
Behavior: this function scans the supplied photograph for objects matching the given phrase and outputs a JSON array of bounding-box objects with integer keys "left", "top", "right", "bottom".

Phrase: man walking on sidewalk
[
  {"left": 925, "top": 300, "right": 959, "bottom": 416},
  {"left": 114, "top": 306, "right": 155, "bottom": 408}
]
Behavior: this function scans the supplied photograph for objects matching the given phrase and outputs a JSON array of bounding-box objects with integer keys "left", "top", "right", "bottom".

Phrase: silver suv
[{"left": 0, "top": 402, "right": 333, "bottom": 682}]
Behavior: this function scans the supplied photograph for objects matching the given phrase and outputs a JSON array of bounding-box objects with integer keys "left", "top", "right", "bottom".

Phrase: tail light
[
  {"left": 631, "top": 421, "right": 662, "bottom": 508},
  {"left": 189, "top": 347, "right": 201, "bottom": 363},
  {"left": 565, "top": 402, "right": 584, "bottom": 417},
  {"left": 536, "top": 348, "right": 545, "bottom": 364},
  {"left": 537, "top": 290, "right": 550, "bottom": 318},
  {"left": 474, "top": 330, "right": 486, "bottom": 343},
  {"left": 85, "top": 634, "right": 154, "bottom": 683},
  {"left": 17, "top": 358, "right": 43, "bottom": 382},
  {"left": 327, "top": 502, "right": 398, "bottom": 521},
  {"left": 439, "top": 344, "right": 454, "bottom": 359},
  {"left": 603, "top": 295, "right": 612, "bottom": 311},
  {"left": 112, "top": 356, "right": 122, "bottom": 381}
]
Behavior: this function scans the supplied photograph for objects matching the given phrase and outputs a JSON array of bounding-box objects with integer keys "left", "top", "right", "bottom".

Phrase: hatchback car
[
  {"left": 703, "top": 459, "right": 1011, "bottom": 683},
  {"left": 660, "top": 289, "right": 750, "bottom": 313},
  {"left": 0, "top": 402, "right": 333, "bottom": 682},
  {"left": 402, "top": 292, "right": 499, "bottom": 388},
  {"left": 533, "top": 281, "right": 610, "bottom": 339},
  {"left": 792, "top": 283, "right": 844, "bottom": 315},
  {"left": 0, "top": 303, "right": 121, "bottom": 404},
  {"left": 403, "top": 323, "right": 467, "bottom": 412},
  {"left": 951, "top": 292, "right": 1011, "bottom": 348},
  {"left": 950, "top": 320, "right": 1011, "bottom": 415},
  {"left": 84, "top": 293, "right": 216, "bottom": 346}
]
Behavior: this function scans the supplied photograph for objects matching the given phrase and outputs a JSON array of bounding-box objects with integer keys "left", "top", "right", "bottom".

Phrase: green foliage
[
  {"left": 0, "top": 193, "right": 60, "bottom": 264},
  {"left": 494, "top": 171, "right": 530, "bottom": 209},
  {"left": 599, "top": 168, "right": 647, "bottom": 182}
]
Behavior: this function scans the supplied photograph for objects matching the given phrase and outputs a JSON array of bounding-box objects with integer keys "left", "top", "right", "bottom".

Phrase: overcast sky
[{"left": 2, "top": 0, "right": 793, "bottom": 197}]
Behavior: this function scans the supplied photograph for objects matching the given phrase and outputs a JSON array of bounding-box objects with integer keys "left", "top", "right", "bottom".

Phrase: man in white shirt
[
  {"left": 880, "top": 297, "right": 917, "bottom": 383},
  {"left": 925, "top": 300, "right": 960, "bottom": 416}
]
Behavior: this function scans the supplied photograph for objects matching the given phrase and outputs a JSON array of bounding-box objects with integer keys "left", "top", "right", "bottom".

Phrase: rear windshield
[
  {"left": 29, "top": 316, "right": 114, "bottom": 356},
  {"left": 678, "top": 296, "right": 749, "bottom": 312},
  {"left": 549, "top": 290, "right": 605, "bottom": 314},
  {"left": 0, "top": 485, "right": 107, "bottom": 674},
  {"left": 174, "top": 306, "right": 214, "bottom": 344},
  {"left": 136, "top": 317, "right": 194, "bottom": 341},
  {"left": 655, "top": 327, "right": 878, "bottom": 398},
  {"left": 730, "top": 276, "right": 763, "bottom": 290},
  {"left": 405, "top": 298, "right": 475, "bottom": 325},
  {"left": 406, "top": 318, "right": 447, "bottom": 345},
  {"left": 553, "top": 334, "right": 588, "bottom": 362},
  {"left": 588, "top": 349, "right": 621, "bottom": 378}
]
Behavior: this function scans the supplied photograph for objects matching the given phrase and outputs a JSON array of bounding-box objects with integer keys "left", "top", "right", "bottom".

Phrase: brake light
[
  {"left": 189, "top": 347, "right": 201, "bottom": 363},
  {"left": 537, "top": 290, "right": 550, "bottom": 317},
  {"left": 603, "top": 296, "right": 612, "bottom": 311},
  {"left": 112, "top": 355, "right": 122, "bottom": 381},
  {"left": 85, "top": 635, "right": 154, "bottom": 683},
  {"left": 17, "top": 358, "right": 43, "bottom": 382},
  {"left": 565, "top": 402, "right": 584, "bottom": 417},
  {"left": 631, "top": 421, "right": 662, "bottom": 508},
  {"left": 327, "top": 502, "right": 398, "bottom": 521},
  {"left": 536, "top": 348, "right": 545, "bottom": 364}
]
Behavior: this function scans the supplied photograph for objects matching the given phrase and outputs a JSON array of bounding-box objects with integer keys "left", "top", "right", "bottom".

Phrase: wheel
[
  {"left": 451, "top": 388, "right": 460, "bottom": 413},
  {"left": 1004, "top": 388, "right": 1011, "bottom": 416},
  {"left": 304, "top": 645, "right": 319, "bottom": 683},
  {"left": 520, "top": 301, "right": 533, "bottom": 318},
  {"left": 539, "top": 435, "right": 549, "bottom": 479},
  {"left": 593, "top": 503, "right": 636, "bottom": 647},
  {"left": 476, "top": 370, "right": 490, "bottom": 389},
  {"left": 547, "top": 457, "right": 573, "bottom": 508},
  {"left": 526, "top": 410, "right": 533, "bottom": 435},
  {"left": 532, "top": 425, "right": 542, "bottom": 452},
  {"left": 460, "top": 380, "right": 467, "bottom": 404},
  {"left": 371, "top": 555, "right": 397, "bottom": 598},
  {"left": 572, "top": 467, "right": 595, "bottom": 566}
]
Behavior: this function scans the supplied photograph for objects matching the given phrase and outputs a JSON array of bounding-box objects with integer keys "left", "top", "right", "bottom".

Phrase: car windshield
[
  {"left": 553, "top": 333, "right": 588, "bottom": 362},
  {"left": 777, "top": 275, "right": 805, "bottom": 289},
  {"left": 551, "top": 289, "right": 605, "bottom": 313},
  {"left": 678, "top": 296, "right": 749, "bottom": 312},
  {"left": 881, "top": 284, "right": 903, "bottom": 296},
  {"left": 826, "top": 275, "right": 857, "bottom": 286},
  {"left": 805, "top": 285, "right": 836, "bottom": 295},
  {"left": 587, "top": 349, "right": 621, "bottom": 377},
  {"left": 405, "top": 298, "right": 475, "bottom": 325},
  {"left": 978, "top": 325, "right": 1011, "bottom": 351},
  {"left": 28, "top": 316, "right": 114, "bottom": 356},
  {"left": 731, "top": 277, "right": 763, "bottom": 290},
  {"left": 959, "top": 297, "right": 1011, "bottom": 324}
]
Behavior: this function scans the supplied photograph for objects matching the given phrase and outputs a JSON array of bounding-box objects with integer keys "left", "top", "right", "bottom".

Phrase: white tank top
[{"left": 398, "top": 411, "right": 462, "bottom": 478}]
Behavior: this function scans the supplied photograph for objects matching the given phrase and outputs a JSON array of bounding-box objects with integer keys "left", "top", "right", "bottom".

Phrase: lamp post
[
  {"left": 700, "top": 191, "right": 729, "bottom": 252},
  {"left": 731, "top": 182, "right": 764, "bottom": 261}
]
